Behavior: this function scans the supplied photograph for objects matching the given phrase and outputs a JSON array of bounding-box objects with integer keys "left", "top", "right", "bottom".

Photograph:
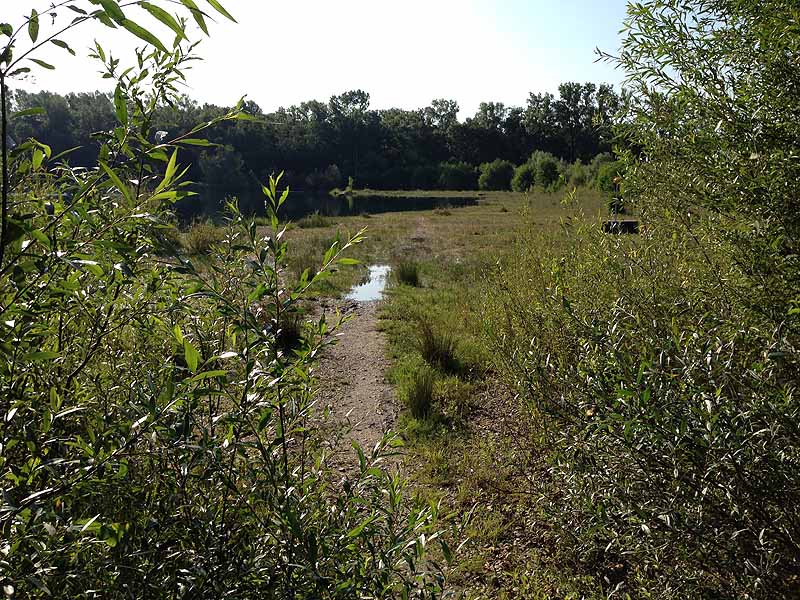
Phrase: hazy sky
[{"left": 5, "top": 0, "right": 630, "bottom": 118}]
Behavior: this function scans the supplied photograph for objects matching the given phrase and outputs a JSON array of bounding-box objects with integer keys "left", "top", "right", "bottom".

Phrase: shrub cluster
[
  {"left": 478, "top": 159, "right": 515, "bottom": 191},
  {"left": 485, "top": 1, "right": 800, "bottom": 596},
  {"left": 482, "top": 151, "right": 611, "bottom": 193},
  {"left": 183, "top": 220, "right": 226, "bottom": 254},
  {"left": 296, "top": 210, "right": 330, "bottom": 229},
  {"left": 0, "top": 5, "right": 448, "bottom": 598},
  {"left": 511, "top": 162, "right": 536, "bottom": 192},
  {"left": 438, "top": 160, "right": 478, "bottom": 190}
]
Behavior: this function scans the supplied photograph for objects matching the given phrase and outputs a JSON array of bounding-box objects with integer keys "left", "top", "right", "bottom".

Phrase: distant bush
[
  {"left": 395, "top": 260, "right": 421, "bottom": 287},
  {"left": 511, "top": 162, "right": 537, "bottom": 192},
  {"left": 589, "top": 152, "right": 614, "bottom": 180},
  {"left": 565, "top": 160, "right": 589, "bottom": 187},
  {"left": 478, "top": 159, "right": 515, "bottom": 191},
  {"left": 596, "top": 160, "right": 622, "bottom": 193},
  {"left": 296, "top": 211, "right": 330, "bottom": 228},
  {"left": 530, "top": 151, "right": 560, "bottom": 189},
  {"left": 411, "top": 165, "right": 439, "bottom": 189},
  {"left": 184, "top": 221, "right": 225, "bottom": 254},
  {"left": 304, "top": 164, "right": 342, "bottom": 192},
  {"left": 438, "top": 160, "right": 478, "bottom": 190},
  {"left": 377, "top": 165, "right": 412, "bottom": 190}
]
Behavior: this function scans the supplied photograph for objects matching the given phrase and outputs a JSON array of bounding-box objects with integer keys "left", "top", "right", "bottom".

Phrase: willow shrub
[
  {"left": 485, "top": 0, "right": 800, "bottom": 597},
  {"left": 0, "top": 3, "right": 446, "bottom": 598}
]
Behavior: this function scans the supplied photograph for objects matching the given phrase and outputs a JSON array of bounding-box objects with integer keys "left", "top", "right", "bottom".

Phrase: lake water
[
  {"left": 345, "top": 265, "right": 391, "bottom": 302},
  {"left": 178, "top": 187, "right": 479, "bottom": 222}
]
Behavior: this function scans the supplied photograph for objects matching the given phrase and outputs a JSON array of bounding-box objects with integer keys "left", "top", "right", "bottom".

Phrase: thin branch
[{"left": 1, "top": 74, "right": 8, "bottom": 268}]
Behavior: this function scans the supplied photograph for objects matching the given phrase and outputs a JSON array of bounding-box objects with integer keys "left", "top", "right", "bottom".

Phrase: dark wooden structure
[{"left": 603, "top": 220, "right": 640, "bottom": 234}]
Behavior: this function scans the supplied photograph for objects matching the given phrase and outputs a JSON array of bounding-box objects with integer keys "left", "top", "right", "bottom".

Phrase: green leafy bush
[
  {"left": 589, "top": 152, "right": 614, "bottom": 180},
  {"left": 596, "top": 160, "right": 625, "bottom": 213},
  {"left": 478, "top": 159, "right": 514, "bottom": 191},
  {"left": 438, "top": 160, "right": 478, "bottom": 190},
  {"left": 0, "top": 4, "right": 448, "bottom": 598},
  {"left": 596, "top": 160, "right": 621, "bottom": 193},
  {"left": 486, "top": 1, "right": 800, "bottom": 597},
  {"left": 511, "top": 162, "right": 536, "bottom": 192},
  {"left": 530, "top": 151, "right": 560, "bottom": 189},
  {"left": 565, "top": 160, "right": 589, "bottom": 187}
]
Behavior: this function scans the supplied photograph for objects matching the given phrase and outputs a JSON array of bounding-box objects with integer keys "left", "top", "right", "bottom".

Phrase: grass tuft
[
  {"left": 296, "top": 211, "right": 330, "bottom": 229},
  {"left": 418, "top": 320, "right": 460, "bottom": 374},
  {"left": 184, "top": 221, "right": 225, "bottom": 255},
  {"left": 395, "top": 260, "right": 421, "bottom": 287},
  {"left": 434, "top": 205, "right": 452, "bottom": 216},
  {"left": 277, "top": 311, "right": 304, "bottom": 352},
  {"left": 403, "top": 366, "right": 435, "bottom": 420}
]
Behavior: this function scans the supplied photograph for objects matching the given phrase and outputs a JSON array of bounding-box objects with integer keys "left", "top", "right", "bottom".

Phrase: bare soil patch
[{"left": 314, "top": 298, "right": 399, "bottom": 468}]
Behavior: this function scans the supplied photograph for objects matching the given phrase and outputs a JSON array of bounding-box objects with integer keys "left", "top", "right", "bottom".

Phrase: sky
[{"left": 4, "top": 0, "right": 630, "bottom": 118}]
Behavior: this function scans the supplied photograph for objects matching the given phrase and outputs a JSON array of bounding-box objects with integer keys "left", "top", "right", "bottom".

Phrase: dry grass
[
  {"left": 183, "top": 221, "right": 225, "bottom": 255},
  {"left": 282, "top": 189, "right": 604, "bottom": 270}
]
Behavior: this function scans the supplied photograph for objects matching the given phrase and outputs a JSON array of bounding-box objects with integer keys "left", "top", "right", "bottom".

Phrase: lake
[{"left": 177, "top": 186, "right": 479, "bottom": 222}]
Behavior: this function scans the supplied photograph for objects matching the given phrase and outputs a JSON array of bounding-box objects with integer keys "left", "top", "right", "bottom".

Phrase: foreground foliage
[
  {"left": 0, "top": 3, "right": 446, "bottom": 597},
  {"left": 487, "top": 0, "right": 800, "bottom": 596}
]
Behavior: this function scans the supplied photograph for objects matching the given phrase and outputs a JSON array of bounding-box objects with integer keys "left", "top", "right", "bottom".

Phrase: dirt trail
[
  {"left": 314, "top": 219, "right": 432, "bottom": 468},
  {"left": 314, "top": 298, "right": 399, "bottom": 466}
]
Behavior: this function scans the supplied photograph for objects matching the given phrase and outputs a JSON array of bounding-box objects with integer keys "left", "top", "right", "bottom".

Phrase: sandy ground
[
  {"left": 314, "top": 298, "right": 399, "bottom": 468},
  {"left": 313, "top": 218, "right": 431, "bottom": 468}
]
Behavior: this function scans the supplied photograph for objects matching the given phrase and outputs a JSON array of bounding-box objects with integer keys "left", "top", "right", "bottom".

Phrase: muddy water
[{"left": 345, "top": 265, "right": 391, "bottom": 302}]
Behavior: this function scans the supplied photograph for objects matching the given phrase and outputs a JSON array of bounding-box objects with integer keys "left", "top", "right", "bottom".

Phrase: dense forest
[{"left": 9, "top": 83, "right": 619, "bottom": 213}]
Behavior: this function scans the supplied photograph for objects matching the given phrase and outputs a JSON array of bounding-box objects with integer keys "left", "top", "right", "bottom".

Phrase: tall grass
[
  {"left": 403, "top": 366, "right": 435, "bottom": 420},
  {"left": 395, "top": 260, "right": 420, "bottom": 287},
  {"left": 418, "top": 320, "right": 460, "bottom": 374},
  {"left": 183, "top": 221, "right": 225, "bottom": 254},
  {"left": 296, "top": 211, "right": 330, "bottom": 229}
]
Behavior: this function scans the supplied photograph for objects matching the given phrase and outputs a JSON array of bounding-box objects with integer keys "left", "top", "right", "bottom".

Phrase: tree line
[{"left": 9, "top": 82, "right": 620, "bottom": 210}]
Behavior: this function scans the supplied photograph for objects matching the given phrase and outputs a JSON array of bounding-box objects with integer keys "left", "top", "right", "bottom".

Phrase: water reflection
[
  {"left": 177, "top": 187, "right": 478, "bottom": 222},
  {"left": 345, "top": 265, "right": 391, "bottom": 302}
]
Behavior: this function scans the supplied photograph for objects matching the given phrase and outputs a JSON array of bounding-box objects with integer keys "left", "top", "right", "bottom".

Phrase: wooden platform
[{"left": 603, "top": 220, "right": 640, "bottom": 234}]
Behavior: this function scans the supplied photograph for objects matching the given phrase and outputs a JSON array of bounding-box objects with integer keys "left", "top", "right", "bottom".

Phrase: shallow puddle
[{"left": 345, "top": 265, "right": 391, "bottom": 302}]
